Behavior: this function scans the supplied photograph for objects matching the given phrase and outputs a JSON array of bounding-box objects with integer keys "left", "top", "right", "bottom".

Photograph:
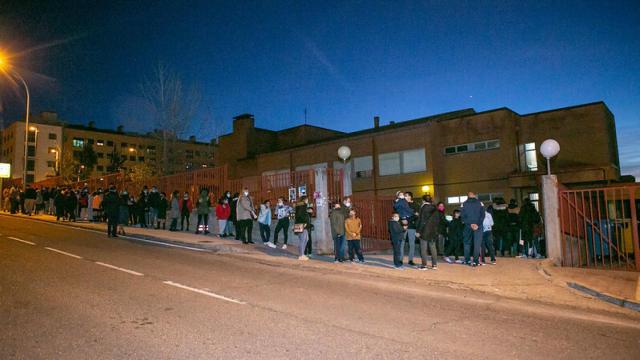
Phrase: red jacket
[
  {"left": 215, "top": 204, "right": 231, "bottom": 220},
  {"left": 179, "top": 198, "right": 193, "bottom": 213}
]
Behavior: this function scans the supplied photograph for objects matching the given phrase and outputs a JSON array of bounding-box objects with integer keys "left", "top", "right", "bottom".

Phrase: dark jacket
[
  {"left": 24, "top": 188, "right": 37, "bottom": 199},
  {"left": 461, "top": 197, "right": 485, "bottom": 228},
  {"left": 388, "top": 219, "right": 405, "bottom": 243},
  {"left": 519, "top": 202, "right": 540, "bottom": 232},
  {"left": 416, "top": 202, "right": 440, "bottom": 241},
  {"left": 492, "top": 204, "right": 509, "bottom": 235},
  {"left": 329, "top": 207, "right": 347, "bottom": 237},
  {"left": 148, "top": 191, "right": 161, "bottom": 208},
  {"left": 102, "top": 191, "right": 120, "bottom": 217},
  {"left": 448, "top": 217, "right": 464, "bottom": 241},
  {"left": 157, "top": 197, "right": 169, "bottom": 218},
  {"left": 294, "top": 202, "right": 311, "bottom": 226},
  {"left": 408, "top": 201, "right": 421, "bottom": 229},
  {"left": 230, "top": 198, "right": 238, "bottom": 222},
  {"left": 393, "top": 198, "right": 414, "bottom": 219}
]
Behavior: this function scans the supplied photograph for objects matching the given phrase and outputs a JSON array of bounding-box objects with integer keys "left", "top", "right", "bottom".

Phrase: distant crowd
[{"left": 2, "top": 184, "right": 542, "bottom": 268}]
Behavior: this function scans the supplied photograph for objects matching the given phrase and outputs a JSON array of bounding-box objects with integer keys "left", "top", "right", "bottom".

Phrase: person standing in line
[
  {"left": 236, "top": 188, "right": 256, "bottom": 244},
  {"left": 230, "top": 192, "right": 240, "bottom": 240},
  {"left": 443, "top": 209, "right": 464, "bottom": 264},
  {"left": 179, "top": 192, "right": 193, "bottom": 231},
  {"left": 436, "top": 202, "right": 448, "bottom": 254},
  {"left": 294, "top": 196, "right": 312, "bottom": 260},
  {"left": 157, "top": 192, "right": 169, "bottom": 230},
  {"left": 389, "top": 212, "right": 406, "bottom": 269},
  {"left": 393, "top": 191, "right": 414, "bottom": 265},
  {"left": 329, "top": 201, "right": 347, "bottom": 263},
  {"left": 461, "top": 191, "right": 485, "bottom": 267},
  {"left": 416, "top": 195, "right": 440, "bottom": 270},
  {"left": 405, "top": 192, "right": 420, "bottom": 266},
  {"left": 506, "top": 199, "right": 520, "bottom": 256},
  {"left": 491, "top": 198, "right": 509, "bottom": 256},
  {"left": 345, "top": 208, "right": 364, "bottom": 263},
  {"left": 258, "top": 200, "right": 274, "bottom": 246},
  {"left": 482, "top": 207, "right": 497, "bottom": 265},
  {"left": 195, "top": 188, "right": 211, "bottom": 235},
  {"left": 2, "top": 187, "right": 10, "bottom": 212},
  {"left": 271, "top": 197, "right": 292, "bottom": 249},
  {"left": 215, "top": 197, "right": 231, "bottom": 237},
  {"left": 519, "top": 197, "right": 541, "bottom": 258},
  {"left": 168, "top": 190, "right": 181, "bottom": 231},
  {"left": 117, "top": 191, "right": 130, "bottom": 235},
  {"left": 304, "top": 201, "right": 315, "bottom": 257},
  {"left": 102, "top": 185, "right": 120, "bottom": 237},
  {"left": 65, "top": 189, "right": 78, "bottom": 222},
  {"left": 148, "top": 186, "right": 161, "bottom": 229},
  {"left": 78, "top": 189, "right": 89, "bottom": 220},
  {"left": 222, "top": 191, "right": 235, "bottom": 236},
  {"left": 23, "top": 185, "right": 37, "bottom": 216},
  {"left": 54, "top": 189, "right": 66, "bottom": 221}
]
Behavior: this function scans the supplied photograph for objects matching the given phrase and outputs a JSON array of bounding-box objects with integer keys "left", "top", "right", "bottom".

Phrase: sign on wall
[{"left": 0, "top": 163, "right": 10, "bottom": 178}]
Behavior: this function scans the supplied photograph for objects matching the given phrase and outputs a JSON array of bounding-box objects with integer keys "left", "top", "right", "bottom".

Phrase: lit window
[
  {"left": 519, "top": 142, "right": 538, "bottom": 172},
  {"left": 529, "top": 192, "right": 540, "bottom": 211},
  {"left": 72, "top": 138, "right": 84, "bottom": 148},
  {"left": 447, "top": 195, "right": 469, "bottom": 205},
  {"left": 96, "top": 140, "right": 104, "bottom": 146}
]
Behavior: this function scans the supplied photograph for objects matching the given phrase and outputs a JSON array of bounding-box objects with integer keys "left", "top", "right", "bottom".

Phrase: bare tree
[{"left": 140, "top": 63, "right": 201, "bottom": 175}]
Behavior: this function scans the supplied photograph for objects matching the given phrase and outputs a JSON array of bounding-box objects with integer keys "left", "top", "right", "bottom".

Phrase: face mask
[
  {"left": 344, "top": 202, "right": 351, "bottom": 207},
  {"left": 393, "top": 216, "right": 400, "bottom": 222},
  {"left": 398, "top": 195, "right": 405, "bottom": 200},
  {"left": 243, "top": 192, "right": 249, "bottom": 196},
  {"left": 278, "top": 202, "right": 283, "bottom": 206}
]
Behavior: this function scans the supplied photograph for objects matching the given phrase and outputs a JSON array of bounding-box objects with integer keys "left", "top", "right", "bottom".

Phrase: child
[
  {"left": 388, "top": 212, "right": 405, "bottom": 269},
  {"left": 215, "top": 198, "right": 231, "bottom": 237},
  {"left": 258, "top": 200, "right": 274, "bottom": 246},
  {"left": 345, "top": 209, "right": 364, "bottom": 263},
  {"left": 444, "top": 209, "right": 464, "bottom": 264}
]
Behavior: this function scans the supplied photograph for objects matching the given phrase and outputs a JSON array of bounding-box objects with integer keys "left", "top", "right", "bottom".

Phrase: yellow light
[
  {"left": 50, "top": 149, "right": 57, "bottom": 153},
  {"left": 129, "top": 147, "right": 135, "bottom": 152},
  {"left": 421, "top": 185, "right": 430, "bottom": 193},
  {"left": 29, "top": 126, "right": 37, "bottom": 131}
]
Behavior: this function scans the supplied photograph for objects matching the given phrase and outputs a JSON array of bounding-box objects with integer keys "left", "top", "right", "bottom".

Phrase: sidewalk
[{"left": 3, "top": 212, "right": 640, "bottom": 318}]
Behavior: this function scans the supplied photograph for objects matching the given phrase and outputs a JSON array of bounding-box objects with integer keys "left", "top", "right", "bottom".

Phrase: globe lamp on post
[{"left": 540, "top": 139, "right": 560, "bottom": 176}]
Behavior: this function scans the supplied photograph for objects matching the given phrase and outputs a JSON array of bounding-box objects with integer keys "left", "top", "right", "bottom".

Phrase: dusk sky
[{"left": 0, "top": 0, "right": 638, "bottom": 177}]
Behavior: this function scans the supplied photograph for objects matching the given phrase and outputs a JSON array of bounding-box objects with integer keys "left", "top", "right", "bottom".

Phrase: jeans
[
  {"left": 297, "top": 230, "right": 309, "bottom": 256},
  {"left": 170, "top": 217, "right": 178, "bottom": 230},
  {"left": 259, "top": 223, "right": 271, "bottom": 243},
  {"left": 347, "top": 240, "right": 364, "bottom": 261},
  {"left": 149, "top": 208, "right": 158, "bottom": 227},
  {"left": 218, "top": 219, "right": 228, "bottom": 235},
  {"left": 482, "top": 231, "right": 496, "bottom": 263},
  {"left": 420, "top": 238, "right": 438, "bottom": 267},
  {"left": 197, "top": 214, "right": 209, "bottom": 232},
  {"left": 305, "top": 228, "right": 313, "bottom": 255},
  {"left": 274, "top": 218, "right": 290, "bottom": 245},
  {"left": 463, "top": 225, "right": 484, "bottom": 264},
  {"left": 401, "top": 229, "right": 416, "bottom": 262},
  {"left": 391, "top": 237, "right": 403, "bottom": 267},
  {"left": 333, "top": 234, "right": 345, "bottom": 261},
  {"left": 107, "top": 214, "right": 118, "bottom": 236},
  {"left": 224, "top": 220, "right": 235, "bottom": 235}
]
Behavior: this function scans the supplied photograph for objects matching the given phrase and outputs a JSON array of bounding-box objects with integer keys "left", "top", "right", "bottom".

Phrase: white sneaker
[
  {"left": 298, "top": 255, "right": 309, "bottom": 261},
  {"left": 444, "top": 256, "right": 452, "bottom": 264},
  {"left": 266, "top": 242, "right": 276, "bottom": 248},
  {"left": 282, "top": 244, "right": 287, "bottom": 250},
  {"left": 455, "top": 259, "right": 464, "bottom": 264}
]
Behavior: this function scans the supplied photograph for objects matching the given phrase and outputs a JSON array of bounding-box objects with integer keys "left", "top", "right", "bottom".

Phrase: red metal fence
[
  {"left": 352, "top": 197, "right": 395, "bottom": 252},
  {"left": 559, "top": 185, "right": 640, "bottom": 271}
]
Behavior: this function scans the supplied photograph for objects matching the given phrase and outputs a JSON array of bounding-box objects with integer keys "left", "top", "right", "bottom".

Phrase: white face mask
[
  {"left": 398, "top": 195, "right": 405, "bottom": 199},
  {"left": 243, "top": 192, "right": 249, "bottom": 196},
  {"left": 344, "top": 202, "right": 351, "bottom": 207},
  {"left": 393, "top": 216, "right": 400, "bottom": 222},
  {"left": 277, "top": 202, "right": 283, "bottom": 206}
]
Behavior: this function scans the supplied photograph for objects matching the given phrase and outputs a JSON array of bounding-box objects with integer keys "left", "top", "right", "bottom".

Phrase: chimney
[
  {"left": 116, "top": 125, "right": 124, "bottom": 133},
  {"left": 374, "top": 116, "right": 380, "bottom": 128},
  {"left": 189, "top": 135, "right": 196, "bottom": 143},
  {"left": 88, "top": 121, "right": 95, "bottom": 129}
]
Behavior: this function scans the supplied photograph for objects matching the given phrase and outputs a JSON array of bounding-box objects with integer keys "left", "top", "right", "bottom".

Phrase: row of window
[{"left": 444, "top": 139, "right": 500, "bottom": 155}]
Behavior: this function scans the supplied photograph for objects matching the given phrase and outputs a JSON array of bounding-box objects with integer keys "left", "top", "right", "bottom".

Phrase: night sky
[{"left": 1, "top": 0, "right": 638, "bottom": 177}]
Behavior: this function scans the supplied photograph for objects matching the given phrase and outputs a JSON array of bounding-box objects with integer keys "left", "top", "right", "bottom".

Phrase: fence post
[
  {"left": 542, "top": 175, "right": 562, "bottom": 265},
  {"left": 312, "top": 167, "right": 333, "bottom": 255}
]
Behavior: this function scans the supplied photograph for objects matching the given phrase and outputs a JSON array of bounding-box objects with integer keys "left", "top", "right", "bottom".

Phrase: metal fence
[
  {"left": 352, "top": 197, "right": 395, "bottom": 252},
  {"left": 559, "top": 185, "right": 640, "bottom": 271}
]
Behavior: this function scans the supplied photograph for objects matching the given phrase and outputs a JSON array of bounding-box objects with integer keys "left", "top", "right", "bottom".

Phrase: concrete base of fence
[{"left": 542, "top": 175, "right": 562, "bottom": 266}]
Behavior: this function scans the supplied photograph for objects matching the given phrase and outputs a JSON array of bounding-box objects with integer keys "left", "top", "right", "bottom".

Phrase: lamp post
[
  {"left": 0, "top": 54, "right": 31, "bottom": 189},
  {"left": 540, "top": 139, "right": 560, "bottom": 175}
]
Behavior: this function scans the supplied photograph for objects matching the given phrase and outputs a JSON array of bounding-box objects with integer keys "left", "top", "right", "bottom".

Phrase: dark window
[
  {"left": 138, "top": 156, "right": 145, "bottom": 162},
  {"left": 87, "top": 138, "right": 94, "bottom": 145},
  {"left": 474, "top": 142, "right": 486, "bottom": 150},
  {"left": 97, "top": 152, "right": 104, "bottom": 158},
  {"left": 121, "top": 142, "right": 128, "bottom": 148},
  {"left": 444, "top": 147, "right": 456, "bottom": 154},
  {"left": 27, "top": 145, "right": 36, "bottom": 157},
  {"left": 47, "top": 161, "right": 55, "bottom": 167},
  {"left": 97, "top": 165, "right": 104, "bottom": 172},
  {"left": 107, "top": 140, "right": 114, "bottom": 147},
  {"left": 73, "top": 151, "right": 82, "bottom": 159},
  {"left": 456, "top": 145, "right": 468, "bottom": 152},
  {"left": 26, "top": 174, "right": 35, "bottom": 184},
  {"left": 26, "top": 159, "right": 35, "bottom": 171},
  {"left": 48, "top": 133, "right": 57, "bottom": 140},
  {"left": 129, "top": 155, "right": 135, "bottom": 161},
  {"left": 195, "top": 151, "right": 201, "bottom": 157},
  {"left": 27, "top": 131, "right": 36, "bottom": 142}
]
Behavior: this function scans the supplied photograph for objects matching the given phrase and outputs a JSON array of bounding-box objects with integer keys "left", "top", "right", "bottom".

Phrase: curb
[{"left": 567, "top": 282, "right": 640, "bottom": 312}]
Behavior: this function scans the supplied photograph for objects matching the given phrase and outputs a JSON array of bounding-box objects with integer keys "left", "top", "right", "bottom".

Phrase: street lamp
[
  {"left": 0, "top": 53, "right": 31, "bottom": 189},
  {"left": 540, "top": 139, "right": 560, "bottom": 175}
]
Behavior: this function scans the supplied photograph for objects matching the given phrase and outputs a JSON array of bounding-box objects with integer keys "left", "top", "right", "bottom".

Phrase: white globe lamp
[
  {"left": 540, "top": 139, "right": 560, "bottom": 175},
  {"left": 337, "top": 146, "right": 351, "bottom": 162}
]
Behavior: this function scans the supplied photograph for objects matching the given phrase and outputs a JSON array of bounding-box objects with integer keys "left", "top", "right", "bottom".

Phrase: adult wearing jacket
[
  {"left": 443, "top": 209, "right": 464, "bottom": 264},
  {"left": 230, "top": 193, "right": 239, "bottom": 239},
  {"left": 148, "top": 186, "right": 161, "bottom": 229},
  {"left": 272, "top": 197, "right": 293, "bottom": 249},
  {"left": 416, "top": 195, "right": 440, "bottom": 269},
  {"left": 54, "top": 190, "right": 66, "bottom": 221},
  {"left": 65, "top": 190, "right": 78, "bottom": 222},
  {"left": 461, "top": 192, "right": 485, "bottom": 266},
  {"left": 294, "top": 196, "right": 312, "bottom": 260},
  {"left": 491, "top": 199, "right": 509, "bottom": 256},
  {"left": 258, "top": 200, "right": 273, "bottom": 245},
  {"left": 195, "top": 188, "right": 211, "bottom": 234},
  {"left": 23, "top": 185, "right": 37, "bottom": 216},
  {"left": 102, "top": 186, "right": 120, "bottom": 237},
  {"left": 519, "top": 198, "right": 541, "bottom": 257},
  {"left": 215, "top": 198, "right": 231, "bottom": 236},
  {"left": 329, "top": 202, "right": 347, "bottom": 262},
  {"left": 118, "top": 191, "right": 130, "bottom": 234},
  {"left": 169, "top": 191, "right": 181, "bottom": 231},
  {"left": 236, "top": 188, "right": 256, "bottom": 244},
  {"left": 179, "top": 192, "right": 193, "bottom": 231}
]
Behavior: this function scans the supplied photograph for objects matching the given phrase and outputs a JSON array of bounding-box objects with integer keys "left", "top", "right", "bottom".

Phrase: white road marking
[
  {"left": 44, "top": 247, "right": 83, "bottom": 259},
  {"left": 120, "top": 236, "right": 210, "bottom": 252},
  {"left": 7, "top": 236, "right": 36, "bottom": 245},
  {"left": 95, "top": 262, "right": 144, "bottom": 276},
  {"left": 163, "top": 281, "right": 246, "bottom": 305}
]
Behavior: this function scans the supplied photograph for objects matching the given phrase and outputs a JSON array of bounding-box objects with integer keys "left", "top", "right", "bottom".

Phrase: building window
[
  {"left": 478, "top": 193, "right": 504, "bottom": 203},
  {"left": 72, "top": 138, "right": 84, "bottom": 148},
  {"left": 129, "top": 155, "right": 135, "bottom": 161},
  {"left": 48, "top": 133, "right": 57, "bottom": 140},
  {"left": 121, "top": 142, "right": 128, "bottom": 148},
  {"left": 353, "top": 155, "right": 373, "bottom": 178},
  {"left": 27, "top": 130, "right": 36, "bottom": 142},
  {"left": 378, "top": 148, "right": 426, "bottom": 176},
  {"left": 27, "top": 145, "right": 36, "bottom": 157},
  {"left": 26, "top": 159, "right": 35, "bottom": 171},
  {"left": 529, "top": 192, "right": 540, "bottom": 211},
  {"left": 26, "top": 174, "right": 35, "bottom": 184},
  {"left": 97, "top": 152, "right": 104, "bottom": 158},
  {"left": 445, "top": 139, "right": 500, "bottom": 155},
  {"left": 96, "top": 140, "right": 104, "bottom": 146},
  {"left": 87, "top": 138, "right": 94, "bottom": 145},
  {"left": 97, "top": 165, "right": 104, "bottom": 172},
  {"left": 138, "top": 156, "right": 145, "bottom": 162},
  {"left": 447, "top": 195, "right": 468, "bottom": 205},
  {"left": 47, "top": 161, "right": 55, "bottom": 168},
  {"left": 519, "top": 142, "right": 538, "bottom": 172},
  {"left": 107, "top": 140, "right": 114, "bottom": 147}
]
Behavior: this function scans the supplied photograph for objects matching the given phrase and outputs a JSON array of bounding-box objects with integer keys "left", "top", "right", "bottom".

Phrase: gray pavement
[{"left": 1, "top": 215, "right": 640, "bottom": 359}]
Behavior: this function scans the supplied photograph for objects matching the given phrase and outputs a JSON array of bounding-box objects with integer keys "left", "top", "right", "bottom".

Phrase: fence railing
[
  {"left": 352, "top": 197, "right": 395, "bottom": 252},
  {"left": 559, "top": 185, "right": 640, "bottom": 271}
]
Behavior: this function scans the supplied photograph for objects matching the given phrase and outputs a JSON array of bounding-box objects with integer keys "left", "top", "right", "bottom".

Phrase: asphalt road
[{"left": 1, "top": 216, "right": 639, "bottom": 359}]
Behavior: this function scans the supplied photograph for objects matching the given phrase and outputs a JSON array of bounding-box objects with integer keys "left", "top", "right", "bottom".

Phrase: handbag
[{"left": 293, "top": 223, "right": 306, "bottom": 234}]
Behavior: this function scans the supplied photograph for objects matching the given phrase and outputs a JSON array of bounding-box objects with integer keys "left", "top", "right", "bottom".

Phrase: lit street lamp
[
  {"left": 0, "top": 52, "right": 31, "bottom": 189},
  {"left": 540, "top": 139, "right": 560, "bottom": 175}
]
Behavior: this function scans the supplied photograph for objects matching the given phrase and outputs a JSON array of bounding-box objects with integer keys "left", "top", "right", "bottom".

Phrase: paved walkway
[{"left": 2, "top": 212, "right": 639, "bottom": 318}]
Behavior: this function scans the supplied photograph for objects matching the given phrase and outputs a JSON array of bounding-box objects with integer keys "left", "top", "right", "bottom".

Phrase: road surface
[{"left": 1, "top": 216, "right": 639, "bottom": 359}]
